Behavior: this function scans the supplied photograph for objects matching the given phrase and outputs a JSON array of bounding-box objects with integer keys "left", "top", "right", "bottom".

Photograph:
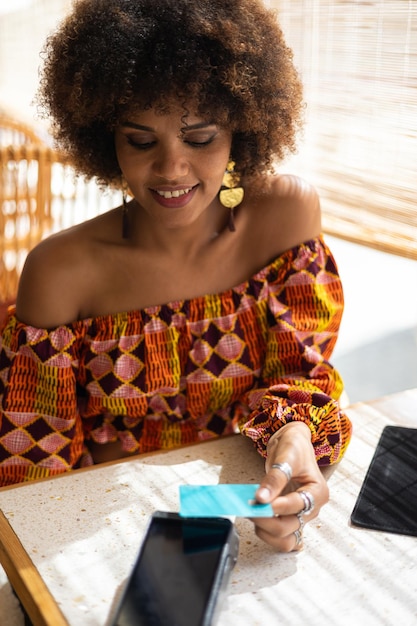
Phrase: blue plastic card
[{"left": 179, "top": 484, "right": 274, "bottom": 518}]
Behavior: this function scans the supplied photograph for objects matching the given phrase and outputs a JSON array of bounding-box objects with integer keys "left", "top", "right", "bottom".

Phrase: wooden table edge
[{"left": 0, "top": 509, "right": 69, "bottom": 626}]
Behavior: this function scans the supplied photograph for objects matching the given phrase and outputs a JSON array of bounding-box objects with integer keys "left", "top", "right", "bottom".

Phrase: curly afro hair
[{"left": 37, "top": 0, "right": 304, "bottom": 188}]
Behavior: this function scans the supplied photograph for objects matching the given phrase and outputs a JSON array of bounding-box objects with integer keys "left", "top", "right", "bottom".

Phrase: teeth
[{"left": 156, "top": 187, "right": 193, "bottom": 199}]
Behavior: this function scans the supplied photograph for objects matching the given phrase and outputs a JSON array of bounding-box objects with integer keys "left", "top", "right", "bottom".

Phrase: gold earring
[{"left": 219, "top": 160, "right": 244, "bottom": 232}]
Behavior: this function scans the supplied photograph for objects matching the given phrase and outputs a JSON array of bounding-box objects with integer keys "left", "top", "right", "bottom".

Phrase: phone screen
[
  {"left": 351, "top": 425, "right": 417, "bottom": 536},
  {"left": 113, "top": 515, "right": 234, "bottom": 626}
]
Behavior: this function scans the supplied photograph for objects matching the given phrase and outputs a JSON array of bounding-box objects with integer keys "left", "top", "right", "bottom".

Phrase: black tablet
[{"left": 350, "top": 425, "right": 417, "bottom": 536}]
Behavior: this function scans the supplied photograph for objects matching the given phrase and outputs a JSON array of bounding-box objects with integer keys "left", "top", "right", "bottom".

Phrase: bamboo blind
[{"left": 274, "top": 0, "right": 417, "bottom": 260}]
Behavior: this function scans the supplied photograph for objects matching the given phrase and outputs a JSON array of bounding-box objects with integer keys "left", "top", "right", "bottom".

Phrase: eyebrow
[{"left": 120, "top": 121, "right": 217, "bottom": 132}]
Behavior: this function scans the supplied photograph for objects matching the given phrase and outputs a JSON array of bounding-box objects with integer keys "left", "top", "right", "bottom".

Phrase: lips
[{"left": 150, "top": 184, "right": 198, "bottom": 208}]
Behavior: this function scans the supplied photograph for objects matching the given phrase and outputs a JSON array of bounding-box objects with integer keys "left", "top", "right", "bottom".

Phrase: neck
[{"left": 126, "top": 197, "right": 233, "bottom": 255}]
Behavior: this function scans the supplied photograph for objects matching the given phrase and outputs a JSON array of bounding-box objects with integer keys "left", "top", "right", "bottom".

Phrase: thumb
[{"left": 255, "top": 466, "right": 290, "bottom": 503}]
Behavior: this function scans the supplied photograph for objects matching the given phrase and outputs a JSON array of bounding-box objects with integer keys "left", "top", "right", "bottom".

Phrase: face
[{"left": 114, "top": 106, "right": 232, "bottom": 230}]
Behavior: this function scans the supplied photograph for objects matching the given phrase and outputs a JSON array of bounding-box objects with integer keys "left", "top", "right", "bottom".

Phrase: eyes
[{"left": 124, "top": 130, "right": 219, "bottom": 151}]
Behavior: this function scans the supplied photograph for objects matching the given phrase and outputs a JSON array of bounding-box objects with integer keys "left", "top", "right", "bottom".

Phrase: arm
[{"left": 238, "top": 236, "right": 352, "bottom": 551}]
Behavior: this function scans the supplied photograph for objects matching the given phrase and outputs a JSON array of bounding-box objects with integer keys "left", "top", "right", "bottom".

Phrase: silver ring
[
  {"left": 296, "top": 512, "right": 305, "bottom": 531},
  {"left": 299, "top": 490, "right": 315, "bottom": 515},
  {"left": 293, "top": 529, "right": 303, "bottom": 546},
  {"left": 271, "top": 462, "right": 292, "bottom": 482}
]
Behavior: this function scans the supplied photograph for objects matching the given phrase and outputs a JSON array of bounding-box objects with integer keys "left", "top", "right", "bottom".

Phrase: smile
[
  {"left": 150, "top": 184, "right": 199, "bottom": 208},
  {"left": 155, "top": 186, "right": 194, "bottom": 199}
]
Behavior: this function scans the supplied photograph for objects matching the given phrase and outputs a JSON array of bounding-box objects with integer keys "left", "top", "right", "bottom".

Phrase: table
[{"left": 1, "top": 388, "right": 417, "bottom": 626}]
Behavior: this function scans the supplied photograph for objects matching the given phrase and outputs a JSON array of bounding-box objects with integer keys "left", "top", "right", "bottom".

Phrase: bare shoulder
[
  {"left": 16, "top": 210, "right": 120, "bottom": 328},
  {"left": 247, "top": 174, "right": 322, "bottom": 257},
  {"left": 16, "top": 227, "right": 86, "bottom": 328},
  {"left": 269, "top": 173, "right": 321, "bottom": 228}
]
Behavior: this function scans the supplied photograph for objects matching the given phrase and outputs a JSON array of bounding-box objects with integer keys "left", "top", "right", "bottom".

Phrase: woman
[{"left": 0, "top": 0, "right": 351, "bottom": 551}]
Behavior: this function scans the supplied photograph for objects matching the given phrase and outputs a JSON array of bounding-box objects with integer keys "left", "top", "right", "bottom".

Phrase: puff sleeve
[{"left": 0, "top": 311, "right": 87, "bottom": 486}]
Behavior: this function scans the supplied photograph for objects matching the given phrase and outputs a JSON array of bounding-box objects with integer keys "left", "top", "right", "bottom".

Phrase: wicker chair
[
  {"left": 0, "top": 114, "right": 48, "bottom": 309},
  {"left": 0, "top": 111, "right": 45, "bottom": 146},
  {"left": 0, "top": 114, "right": 120, "bottom": 314},
  {"left": 0, "top": 143, "right": 66, "bottom": 305}
]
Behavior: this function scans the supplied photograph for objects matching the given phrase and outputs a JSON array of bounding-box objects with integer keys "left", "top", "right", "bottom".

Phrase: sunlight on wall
[{"left": 0, "top": 0, "right": 71, "bottom": 126}]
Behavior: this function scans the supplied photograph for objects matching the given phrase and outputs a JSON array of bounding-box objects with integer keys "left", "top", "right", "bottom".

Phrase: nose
[{"left": 152, "top": 143, "right": 190, "bottom": 180}]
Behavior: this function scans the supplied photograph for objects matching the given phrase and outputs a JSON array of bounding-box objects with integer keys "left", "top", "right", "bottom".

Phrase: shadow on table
[{"left": 334, "top": 326, "right": 417, "bottom": 405}]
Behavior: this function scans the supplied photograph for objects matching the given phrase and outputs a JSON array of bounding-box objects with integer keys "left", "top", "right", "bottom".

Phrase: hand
[{"left": 250, "top": 422, "right": 329, "bottom": 551}]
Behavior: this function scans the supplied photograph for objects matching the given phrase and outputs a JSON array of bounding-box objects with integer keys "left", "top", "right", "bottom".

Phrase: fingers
[
  {"left": 250, "top": 485, "right": 316, "bottom": 553},
  {"left": 273, "top": 486, "right": 325, "bottom": 518},
  {"left": 270, "top": 461, "right": 292, "bottom": 482},
  {"left": 251, "top": 423, "right": 330, "bottom": 552},
  {"left": 256, "top": 462, "right": 324, "bottom": 512},
  {"left": 252, "top": 462, "right": 329, "bottom": 551},
  {"left": 251, "top": 509, "right": 306, "bottom": 552},
  {"left": 255, "top": 463, "right": 295, "bottom": 504}
]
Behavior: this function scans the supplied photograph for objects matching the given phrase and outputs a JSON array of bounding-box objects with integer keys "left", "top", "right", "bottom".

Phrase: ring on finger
[
  {"left": 296, "top": 512, "right": 305, "bottom": 531},
  {"left": 299, "top": 490, "right": 315, "bottom": 515},
  {"left": 271, "top": 461, "right": 293, "bottom": 482},
  {"left": 293, "top": 529, "right": 303, "bottom": 547}
]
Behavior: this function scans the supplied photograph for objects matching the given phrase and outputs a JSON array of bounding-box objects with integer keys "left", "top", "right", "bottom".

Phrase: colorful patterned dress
[{"left": 0, "top": 236, "right": 352, "bottom": 487}]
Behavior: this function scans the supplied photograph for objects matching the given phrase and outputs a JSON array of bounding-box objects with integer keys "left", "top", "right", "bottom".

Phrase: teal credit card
[{"left": 179, "top": 484, "right": 274, "bottom": 518}]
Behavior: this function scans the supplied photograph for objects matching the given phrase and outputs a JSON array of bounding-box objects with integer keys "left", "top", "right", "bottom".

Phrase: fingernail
[{"left": 257, "top": 487, "right": 271, "bottom": 501}]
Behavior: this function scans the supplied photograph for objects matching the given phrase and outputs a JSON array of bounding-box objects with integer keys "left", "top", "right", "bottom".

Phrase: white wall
[{"left": 0, "top": 0, "right": 71, "bottom": 125}]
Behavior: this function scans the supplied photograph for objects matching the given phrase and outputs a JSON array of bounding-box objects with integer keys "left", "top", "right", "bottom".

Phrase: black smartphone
[
  {"left": 110, "top": 511, "right": 239, "bottom": 626},
  {"left": 350, "top": 425, "right": 417, "bottom": 536}
]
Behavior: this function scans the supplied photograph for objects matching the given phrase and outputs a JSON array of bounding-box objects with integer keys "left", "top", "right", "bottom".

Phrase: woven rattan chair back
[
  {"left": 0, "top": 144, "right": 67, "bottom": 303},
  {"left": 0, "top": 114, "right": 120, "bottom": 309}
]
